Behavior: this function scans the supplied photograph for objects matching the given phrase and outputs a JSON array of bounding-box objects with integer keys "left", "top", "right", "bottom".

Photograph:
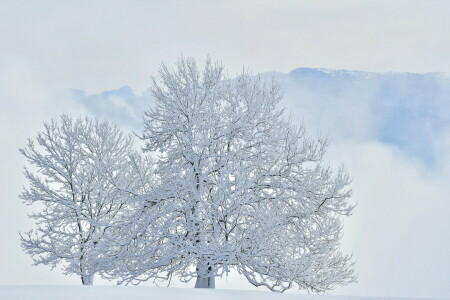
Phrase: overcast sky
[{"left": 1, "top": 1, "right": 449, "bottom": 299}]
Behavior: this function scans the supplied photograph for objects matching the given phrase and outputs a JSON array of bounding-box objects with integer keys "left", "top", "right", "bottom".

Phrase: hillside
[{"left": 0, "top": 286, "right": 441, "bottom": 300}]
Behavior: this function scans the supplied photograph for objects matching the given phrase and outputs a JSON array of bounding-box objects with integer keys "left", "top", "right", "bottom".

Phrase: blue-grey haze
[{"left": 71, "top": 68, "right": 450, "bottom": 167}]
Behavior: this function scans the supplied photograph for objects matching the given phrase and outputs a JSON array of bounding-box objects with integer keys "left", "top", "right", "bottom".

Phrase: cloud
[
  {"left": 280, "top": 69, "right": 450, "bottom": 166},
  {"left": 327, "top": 141, "right": 450, "bottom": 298},
  {"left": 66, "top": 86, "right": 152, "bottom": 131}
]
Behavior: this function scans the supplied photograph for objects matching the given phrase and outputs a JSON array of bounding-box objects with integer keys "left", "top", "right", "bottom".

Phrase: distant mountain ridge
[
  {"left": 288, "top": 67, "right": 444, "bottom": 78},
  {"left": 69, "top": 67, "right": 450, "bottom": 166}
]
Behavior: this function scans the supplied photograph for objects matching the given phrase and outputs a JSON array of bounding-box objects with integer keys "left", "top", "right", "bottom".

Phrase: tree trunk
[
  {"left": 194, "top": 275, "right": 215, "bottom": 288},
  {"left": 81, "top": 274, "right": 94, "bottom": 285},
  {"left": 194, "top": 263, "right": 215, "bottom": 288}
]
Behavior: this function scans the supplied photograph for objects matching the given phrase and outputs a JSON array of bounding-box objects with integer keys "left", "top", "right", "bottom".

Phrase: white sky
[
  {"left": 1, "top": 1, "right": 449, "bottom": 299},
  {"left": 2, "top": 1, "right": 450, "bottom": 92}
]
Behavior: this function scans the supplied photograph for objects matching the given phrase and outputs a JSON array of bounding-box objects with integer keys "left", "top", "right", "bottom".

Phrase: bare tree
[
  {"left": 110, "top": 57, "right": 356, "bottom": 292},
  {"left": 20, "top": 115, "right": 152, "bottom": 285}
]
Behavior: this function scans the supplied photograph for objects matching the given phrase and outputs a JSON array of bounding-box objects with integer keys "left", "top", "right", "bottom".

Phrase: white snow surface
[{"left": 0, "top": 286, "right": 442, "bottom": 300}]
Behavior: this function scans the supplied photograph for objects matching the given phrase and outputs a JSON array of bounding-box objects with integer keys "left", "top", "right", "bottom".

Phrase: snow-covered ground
[{"left": 0, "top": 286, "right": 442, "bottom": 300}]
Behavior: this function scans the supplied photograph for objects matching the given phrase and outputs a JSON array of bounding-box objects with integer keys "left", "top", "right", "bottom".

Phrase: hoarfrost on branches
[
  {"left": 109, "top": 57, "right": 356, "bottom": 292},
  {"left": 20, "top": 115, "right": 153, "bottom": 285}
]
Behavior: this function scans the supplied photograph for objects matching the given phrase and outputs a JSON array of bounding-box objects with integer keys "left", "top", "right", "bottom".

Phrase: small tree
[
  {"left": 110, "top": 57, "right": 356, "bottom": 292},
  {"left": 20, "top": 115, "right": 152, "bottom": 285}
]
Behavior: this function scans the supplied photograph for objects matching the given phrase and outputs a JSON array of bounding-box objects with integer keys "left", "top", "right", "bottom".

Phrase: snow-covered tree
[
  {"left": 20, "top": 115, "right": 153, "bottom": 285},
  {"left": 111, "top": 57, "right": 356, "bottom": 292}
]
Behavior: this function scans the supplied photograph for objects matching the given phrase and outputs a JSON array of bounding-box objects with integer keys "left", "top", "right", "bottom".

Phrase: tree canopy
[
  {"left": 20, "top": 115, "right": 152, "bottom": 285},
  {"left": 107, "top": 57, "right": 356, "bottom": 292}
]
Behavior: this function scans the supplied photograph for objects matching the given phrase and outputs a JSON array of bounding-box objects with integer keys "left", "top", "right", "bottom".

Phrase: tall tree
[
  {"left": 20, "top": 115, "right": 152, "bottom": 285},
  {"left": 111, "top": 57, "right": 356, "bottom": 292}
]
